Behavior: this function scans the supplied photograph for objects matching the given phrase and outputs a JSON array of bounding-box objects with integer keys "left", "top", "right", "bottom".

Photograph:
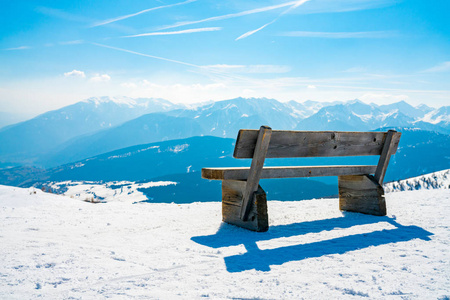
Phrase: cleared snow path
[{"left": 0, "top": 185, "right": 449, "bottom": 299}]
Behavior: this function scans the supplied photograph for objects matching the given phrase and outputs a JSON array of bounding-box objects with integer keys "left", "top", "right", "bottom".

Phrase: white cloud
[
  {"left": 421, "top": 61, "right": 450, "bottom": 73},
  {"left": 236, "top": 0, "right": 309, "bottom": 40},
  {"left": 92, "top": 43, "right": 199, "bottom": 68},
  {"left": 91, "top": 0, "right": 196, "bottom": 27},
  {"left": 122, "top": 81, "right": 232, "bottom": 103},
  {"left": 279, "top": 31, "right": 398, "bottom": 38},
  {"left": 59, "top": 40, "right": 84, "bottom": 45},
  {"left": 90, "top": 74, "right": 111, "bottom": 82},
  {"left": 64, "top": 70, "right": 86, "bottom": 78},
  {"left": 291, "top": 0, "right": 395, "bottom": 14},
  {"left": 307, "top": 85, "right": 317, "bottom": 89},
  {"left": 121, "top": 82, "right": 138, "bottom": 89},
  {"left": 158, "top": 0, "right": 304, "bottom": 30},
  {"left": 360, "top": 92, "right": 409, "bottom": 104},
  {"left": 202, "top": 64, "right": 291, "bottom": 74},
  {"left": 122, "top": 27, "right": 221, "bottom": 38},
  {"left": 236, "top": 22, "right": 274, "bottom": 41},
  {"left": 3, "top": 46, "right": 30, "bottom": 51}
]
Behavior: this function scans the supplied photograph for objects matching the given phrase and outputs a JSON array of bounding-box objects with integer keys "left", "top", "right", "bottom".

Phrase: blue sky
[{"left": 1, "top": 0, "right": 449, "bottom": 114}]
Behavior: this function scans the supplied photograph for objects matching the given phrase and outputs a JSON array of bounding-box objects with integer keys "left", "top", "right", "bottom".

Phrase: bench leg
[
  {"left": 221, "top": 180, "right": 269, "bottom": 232},
  {"left": 338, "top": 175, "right": 386, "bottom": 216}
]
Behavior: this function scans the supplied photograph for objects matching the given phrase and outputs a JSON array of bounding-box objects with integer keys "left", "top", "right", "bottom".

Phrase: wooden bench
[{"left": 202, "top": 126, "right": 401, "bottom": 232}]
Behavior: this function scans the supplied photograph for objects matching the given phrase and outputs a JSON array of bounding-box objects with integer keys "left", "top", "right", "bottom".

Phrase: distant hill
[
  {"left": 385, "top": 128, "right": 450, "bottom": 181},
  {"left": 1, "top": 129, "right": 448, "bottom": 203},
  {"left": 0, "top": 97, "right": 182, "bottom": 165},
  {"left": 40, "top": 114, "right": 204, "bottom": 167},
  {"left": 0, "top": 111, "right": 34, "bottom": 129},
  {"left": 43, "top": 136, "right": 239, "bottom": 182}
]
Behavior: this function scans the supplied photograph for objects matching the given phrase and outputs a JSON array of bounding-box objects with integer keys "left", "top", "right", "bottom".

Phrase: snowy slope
[
  {"left": 385, "top": 169, "right": 450, "bottom": 192},
  {"left": 0, "top": 185, "right": 449, "bottom": 299},
  {"left": 47, "top": 180, "right": 177, "bottom": 203}
]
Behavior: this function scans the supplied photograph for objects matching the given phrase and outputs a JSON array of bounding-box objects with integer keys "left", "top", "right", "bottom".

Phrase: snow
[
  {"left": 84, "top": 96, "right": 139, "bottom": 108},
  {"left": 379, "top": 110, "right": 398, "bottom": 121},
  {"left": 385, "top": 169, "right": 450, "bottom": 192},
  {"left": 351, "top": 112, "right": 373, "bottom": 122},
  {"left": 421, "top": 108, "right": 450, "bottom": 124},
  {"left": 47, "top": 181, "right": 177, "bottom": 203},
  {"left": 0, "top": 185, "right": 449, "bottom": 299},
  {"left": 107, "top": 146, "right": 159, "bottom": 160},
  {"left": 168, "top": 144, "right": 189, "bottom": 153},
  {"left": 223, "top": 104, "right": 238, "bottom": 110}
]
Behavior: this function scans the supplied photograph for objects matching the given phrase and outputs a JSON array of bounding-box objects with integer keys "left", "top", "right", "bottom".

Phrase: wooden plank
[
  {"left": 374, "top": 130, "right": 400, "bottom": 185},
  {"left": 202, "top": 165, "right": 377, "bottom": 180},
  {"left": 240, "top": 126, "right": 272, "bottom": 221},
  {"left": 222, "top": 180, "right": 268, "bottom": 232},
  {"left": 338, "top": 175, "right": 386, "bottom": 216},
  {"left": 234, "top": 130, "right": 402, "bottom": 158}
]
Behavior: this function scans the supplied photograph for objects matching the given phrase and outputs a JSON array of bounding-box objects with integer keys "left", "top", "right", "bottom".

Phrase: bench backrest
[{"left": 234, "top": 130, "right": 401, "bottom": 159}]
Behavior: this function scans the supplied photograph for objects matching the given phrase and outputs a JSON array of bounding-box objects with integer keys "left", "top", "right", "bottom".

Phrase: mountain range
[
  {"left": 0, "top": 96, "right": 449, "bottom": 202},
  {"left": 1, "top": 97, "right": 448, "bottom": 168},
  {"left": 0, "top": 96, "right": 182, "bottom": 166}
]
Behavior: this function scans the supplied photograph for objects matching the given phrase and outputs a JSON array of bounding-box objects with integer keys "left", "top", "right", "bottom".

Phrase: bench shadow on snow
[{"left": 191, "top": 213, "right": 433, "bottom": 273}]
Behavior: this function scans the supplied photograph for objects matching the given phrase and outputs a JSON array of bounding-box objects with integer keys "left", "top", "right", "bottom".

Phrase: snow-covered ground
[
  {"left": 385, "top": 169, "right": 450, "bottom": 192},
  {"left": 46, "top": 180, "right": 177, "bottom": 203},
  {"left": 0, "top": 185, "right": 449, "bottom": 299}
]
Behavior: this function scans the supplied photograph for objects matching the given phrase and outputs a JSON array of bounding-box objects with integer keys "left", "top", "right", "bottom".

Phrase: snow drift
[{"left": 0, "top": 183, "right": 449, "bottom": 299}]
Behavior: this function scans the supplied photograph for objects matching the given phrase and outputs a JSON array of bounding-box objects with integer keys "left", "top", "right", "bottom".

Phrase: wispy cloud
[
  {"left": 421, "top": 61, "right": 450, "bottom": 73},
  {"left": 90, "top": 74, "right": 111, "bottom": 82},
  {"left": 64, "top": 70, "right": 86, "bottom": 78},
  {"left": 279, "top": 31, "right": 398, "bottom": 38},
  {"left": 122, "top": 27, "right": 221, "bottom": 38},
  {"left": 92, "top": 43, "right": 201, "bottom": 68},
  {"left": 236, "top": 22, "right": 275, "bottom": 41},
  {"left": 36, "top": 6, "right": 91, "bottom": 23},
  {"left": 91, "top": 43, "right": 258, "bottom": 84},
  {"left": 236, "top": 0, "right": 309, "bottom": 40},
  {"left": 158, "top": 0, "right": 304, "bottom": 30},
  {"left": 203, "top": 64, "right": 291, "bottom": 74},
  {"left": 296, "top": 0, "right": 395, "bottom": 14},
  {"left": 3, "top": 46, "right": 31, "bottom": 51},
  {"left": 59, "top": 40, "right": 85, "bottom": 45},
  {"left": 37, "top": 6, "right": 133, "bottom": 33},
  {"left": 91, "top": 0, "right": 197, "bottom": 27}
]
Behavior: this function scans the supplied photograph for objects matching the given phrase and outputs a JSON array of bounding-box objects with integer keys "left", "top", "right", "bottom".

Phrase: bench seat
[
  {"left": 202, "top": 126, "right": 401, "bottom": 232},
  {"left": 202, "top": 165, "right": 377, "bottom": 180}
]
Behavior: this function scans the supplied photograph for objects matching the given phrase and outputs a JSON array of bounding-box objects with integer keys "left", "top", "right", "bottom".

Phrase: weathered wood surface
[
  {"left": 201, "top": 127, "right": 401, "bottom": 231},
  {"left": 374, "top": 130, "right": 400, "bottom": 185},
  {"left": 240, "top": 126, "right": 272, "bottom": 221},
  {"left": 202, "top": 165, "right": 378, "bottom": 180},
  {"left": 338, "top": 175, "right": 386, "bottom": 216},
  {"left": 222, "top": 180, "right": 269, "bottom": 232},
  {"left": 234, "top": 130, "right": 401, "bottom": 159}
]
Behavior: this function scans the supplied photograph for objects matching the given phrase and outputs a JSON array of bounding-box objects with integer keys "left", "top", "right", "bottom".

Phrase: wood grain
[
  {"left": 222, "top": 180, "right": 269, "bottom": 232},
  {"left": 338, "top": 175, "right": 386, "bottom": 216},
  {"left": 374, "top": 130, "right": 400, "bottom": 185},
  {"left": 202, "top": 165, "right": 378, "bottom": 180},
  {"left": 240, "top": 126, "right": 272, "bottom": 221},
  {"left": 234, "top": 130, "right": 401, "bottom": 159}
]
